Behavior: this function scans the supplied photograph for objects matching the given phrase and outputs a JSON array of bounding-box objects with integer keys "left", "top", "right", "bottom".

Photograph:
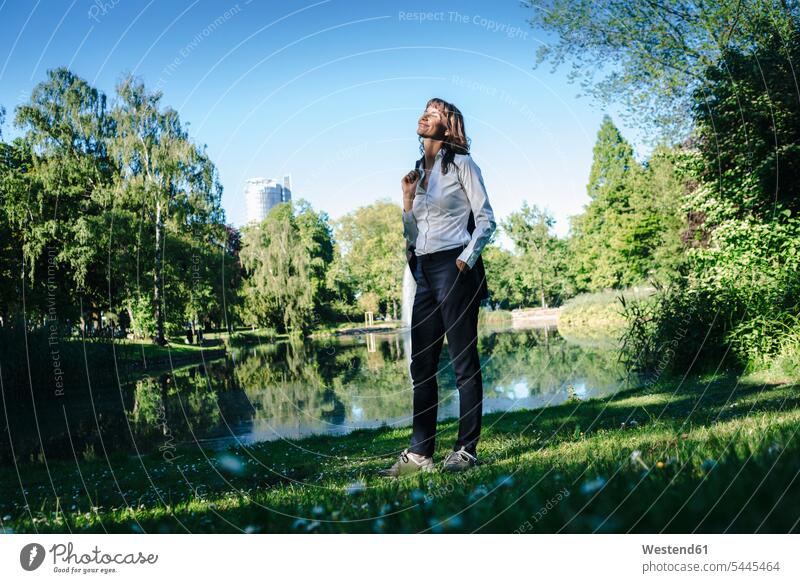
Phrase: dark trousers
[{"left": 408, "top": 243, "right": 483, "bottom": 458}]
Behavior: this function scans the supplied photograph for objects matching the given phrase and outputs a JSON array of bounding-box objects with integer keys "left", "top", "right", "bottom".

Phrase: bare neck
[{"left": 422, "top": 138, "right": 443, "bottom": 169}]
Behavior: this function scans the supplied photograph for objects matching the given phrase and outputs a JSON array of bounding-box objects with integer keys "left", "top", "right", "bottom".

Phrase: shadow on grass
[{"left": 2, "top": 372, "right": 799, "bottom": 533}]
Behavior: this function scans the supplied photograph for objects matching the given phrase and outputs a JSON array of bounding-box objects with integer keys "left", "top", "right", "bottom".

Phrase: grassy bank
[
  {"left": 66, "top": 328, "right": 276, "bottom": 369},
  {"left": 558, "top": 287, "right": 654, "bottom": 341},
  {"left": 478, "top": 307, "right": 513, "bottom": 326},
  {"left": 2, "top": 366, "right": 799, "bottom": 534}
]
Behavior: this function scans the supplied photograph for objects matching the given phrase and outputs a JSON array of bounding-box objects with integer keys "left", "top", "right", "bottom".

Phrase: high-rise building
[{"left": 244, "top": 175, "right": 292, "bottom": 225}]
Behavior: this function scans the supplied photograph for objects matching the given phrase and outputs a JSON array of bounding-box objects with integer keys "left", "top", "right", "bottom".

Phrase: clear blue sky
[{"left": 0, "top": 0, "right": 648, "bottom": 239}]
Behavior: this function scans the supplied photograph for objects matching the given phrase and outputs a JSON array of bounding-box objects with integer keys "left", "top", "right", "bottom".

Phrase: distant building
[{"left": 244, "top": 175, "right": 292, "bottom": 224}]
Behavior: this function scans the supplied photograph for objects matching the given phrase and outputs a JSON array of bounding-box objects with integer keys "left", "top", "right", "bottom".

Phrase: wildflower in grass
[
  {"left": 494, "top": 475, "right": 514, "bottom": 488},
  {"left": 409, "top": 489, "right": 425, "bottom": 503},
  {"left": 701, "top": 459, "right": 717, "bottom": 473},
  {"left": 427, "top": 518, "right": 443, "bottom": 533},
  {"left": 291, "top": 518, "right": 307, "bottom": 530},
  {"left": 468, "top": 484, "right": 489, "bottom": 503},
  {"left": 311, "top": 504, "right": 325, "bottom": 516},
  {"left": 345, "top": 481, "right": 365, "bottom": 496},
  {"left": 580, "top": 476, "right": 607, "bottom": 495},
  {"left": 216, "top": 453, "right": 245, "bottom": 475},
  {"left": 656, "top": 461, "right": 665, "bottom": 469},
  {"left": 630, "top": 450, "right": 650, "bottom": 471},
  {"left": 372, "top": 518, "right": 386, "bottom": 533}
]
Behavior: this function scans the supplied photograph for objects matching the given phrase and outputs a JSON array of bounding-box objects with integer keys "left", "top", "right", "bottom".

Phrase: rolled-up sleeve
[
  {"left": 456, "top": 155, "right": 496, "bottom": 269},
  {"left": 402, "top": 208, "right": 418, "bottom": 246}
]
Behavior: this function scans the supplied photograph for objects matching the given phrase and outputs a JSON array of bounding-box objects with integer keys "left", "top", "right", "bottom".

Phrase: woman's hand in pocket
[{"left": 456, "top": 259, "right": 470, "bottom": 273}]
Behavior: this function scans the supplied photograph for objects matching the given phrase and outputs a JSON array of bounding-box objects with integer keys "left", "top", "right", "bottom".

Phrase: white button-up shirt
[{"left": 402, "top": 150, "right": 497, "bottom": 269}]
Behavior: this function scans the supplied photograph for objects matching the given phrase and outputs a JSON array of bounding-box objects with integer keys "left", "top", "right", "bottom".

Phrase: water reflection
[{"left": 0, "top": 325, "right": 633, "bottom": 464}]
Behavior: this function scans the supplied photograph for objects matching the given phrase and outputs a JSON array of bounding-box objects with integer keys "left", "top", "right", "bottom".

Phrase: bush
[
  {"left": 126, "top": 294, "right": 156, "bottom": 340},
  {"left": 618, "top": 278, "right": 734, "bottom": 379}
]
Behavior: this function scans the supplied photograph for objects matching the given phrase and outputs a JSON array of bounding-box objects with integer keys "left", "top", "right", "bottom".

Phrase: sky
[{"left": 0, "top": 0, "right": 650, "bottom": 240}]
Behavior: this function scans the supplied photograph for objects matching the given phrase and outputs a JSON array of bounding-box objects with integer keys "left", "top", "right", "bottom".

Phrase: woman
[{"left": 380, "top": 98, "right": 496, "bottom": 476}]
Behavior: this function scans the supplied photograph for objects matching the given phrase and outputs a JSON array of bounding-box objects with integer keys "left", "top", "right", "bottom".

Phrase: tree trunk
[
  {"left": 539, "top": 272, "right": 547, "bottom": 309},
  {"left": 153, "top": 200, "right": 166, "bottom": 346},
  {"left": 126, "top": 304, "right": 136, "bottom": 338}
]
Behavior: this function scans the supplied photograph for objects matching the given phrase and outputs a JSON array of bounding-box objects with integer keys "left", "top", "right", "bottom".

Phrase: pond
[{"left": 0, "top": 323, "right": 634, "bottom": 465}]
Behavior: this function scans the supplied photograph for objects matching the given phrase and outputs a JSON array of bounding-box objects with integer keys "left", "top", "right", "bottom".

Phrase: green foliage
[
  {"left": 238, "top": 202, "right": 315, "bottom": 334},
  {"left": 479, "top": 245, "right": 520, "bottom": 309},
  {"left": 668, "top": 26, "right": 800, "bottom": 372},
  {"left": 524, "top": 0, "right": 800, "bottom": 141},
  {"left": 126, "top": 294, "right": 156, "bottom": 340},
  {"left": 334, "top": 199, "right": 406, "bottom": 319},
  {"left": 356, "top": 291, "right": 380, "bottom": 315},
  {"left": 535, "top": 3, "right": 800, "bottom": 375},
  {"left": 0, "top": 68, "right": 232, "bottom": 343},
  {"left": 692, "top": 25, "right": 800, "bottom": 220},
  {"left": 521, "top": 1, "right": 800, "bottom": 376},
  {"left": 11, "top": 68, "right": 116, "bottom": 318},
  {"left": 618, "top": 280, "right": 732, "bottom": 378},
  {"left": 568, "top": 116, "right": 688, "bottom": 293},
  {"left": 294, "top": 199, "right": 336, "bottom": 308},
  {"left": 619, "top": 210, "right": 800, "bottom": 375},
  {"left": 502, "top": 202, "right": 572, "bottom": 307}
]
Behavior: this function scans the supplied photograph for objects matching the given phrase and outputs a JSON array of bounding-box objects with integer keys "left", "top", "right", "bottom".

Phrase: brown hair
[{"left": 416, "top": 97, "right": 470, "bottom": 175}]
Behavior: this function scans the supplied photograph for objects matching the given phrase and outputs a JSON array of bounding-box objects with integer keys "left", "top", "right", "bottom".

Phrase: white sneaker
[
  {"left": 378, "top": 448, "right": 434, "bottom": 477},
  {"left": 442, "top": 446, "right": 477, "bottom": 472}
]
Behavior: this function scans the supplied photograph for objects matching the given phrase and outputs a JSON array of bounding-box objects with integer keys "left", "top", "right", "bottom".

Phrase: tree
[
  {"left": 503, "top": 203, "right": 571, "bottom": 307},
  {"left": 692, "top": 25, "right": 800, "bottom": 222},
  {"left": 2, "top": 69, "right": 230, "bottom": 343},
  {"left": 294, "top": 199, "right": 335, "bottom": 312},
  {"left": 110, "top": 75, "right": 224, "bottom": 344},
  {"left": 0, "top": 130, "right": 28, "bottom": 325},
  {"left": 632, "top": 143, "right": 691, "bottom": 282},
  {"left": 480, "top": 245, "right": 517, "bottom": 308},
  {"left": 614, "top": 22, "right": 800, "bottom": 373},
  {"left": 569, "top": 116, "right": 639, "bottom": 291},
  {"left": 524, "top": 0, "right": 800, "bottom": 141},
  {"left": 238, "top": 203, "right": 314, "bottom": 334},
  {"left": 13, "top": 68, "right": 116, "bottom": 327},
  {"left": 334, "top": 200, "right": 406, "bottom": 320}
]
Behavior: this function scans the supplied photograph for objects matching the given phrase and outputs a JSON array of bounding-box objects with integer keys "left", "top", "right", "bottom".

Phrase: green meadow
[{"left": 2, "top": 366, "right": 797, "bottom": 534}]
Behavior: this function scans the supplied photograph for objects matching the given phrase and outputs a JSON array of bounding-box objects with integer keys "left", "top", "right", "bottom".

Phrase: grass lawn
[
  {"left": 1, "top": 368, "right": 799, "bottom": 533},
  {"left": 111, "top": 338, "right": 220, "bottom": 360},
  {"left": 65, "top": 328, "right": 270, "bottom": 371}
]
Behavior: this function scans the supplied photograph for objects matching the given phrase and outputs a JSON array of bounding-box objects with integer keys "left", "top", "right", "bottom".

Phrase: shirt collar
[{"left": 419, "top": 148, "right": 445, "bottom": 174}]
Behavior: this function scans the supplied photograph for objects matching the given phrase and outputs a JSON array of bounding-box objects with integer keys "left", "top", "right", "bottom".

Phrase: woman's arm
[
  {"left": 456, "top": 155, "right": 496, "bottom": 269},
  {"left": 401, "top": 170, "right": 420, "bottom": 246},
  {"left": 402, "top": 208, "right": 418, "bottom": 246}
]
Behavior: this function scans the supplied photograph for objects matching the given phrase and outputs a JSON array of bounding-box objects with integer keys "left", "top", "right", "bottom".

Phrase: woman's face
[{"left": 417, "top": 105, "right": 448, "bottom": 140}]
